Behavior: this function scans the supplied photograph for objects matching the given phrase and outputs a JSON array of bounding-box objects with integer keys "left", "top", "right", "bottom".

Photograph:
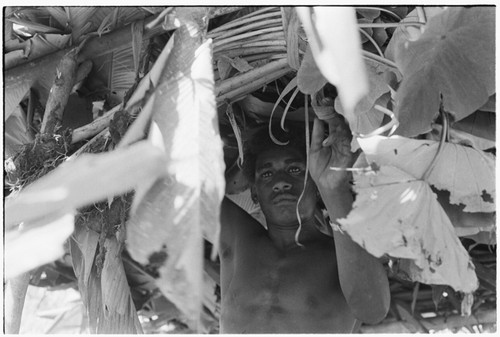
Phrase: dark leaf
[{"left": 394, "top": 7, "right": 495, "bottom": 136}]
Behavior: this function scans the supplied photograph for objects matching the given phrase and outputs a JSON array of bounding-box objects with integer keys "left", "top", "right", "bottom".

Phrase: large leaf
[
  {"left": 338, "top": 165, "right": 479, "bottom": 293},
  {"left": 394, "top": 7, "right": 495, "bottom": 137},
  {"left": 358, "top": 135, "right": 495, "bottom": 212},
  {"left": 126, "top": 18, "right": 225, "bottom": 330},
  {"left": 70, "top": 227, "right": 142, "bottom": 333},
  {"left": 335, "top": 58, "right": 397, "bottom": 117},
  {"left": 5, "top": 140, "right": 166, "bottom": 228},
  {"left": 296, "top": 6, "right": 368, "bottom": 119},
  {"left": 5, "top": 212, "right": 74, "bottom": 279},
  {"left": 99, "top": 237, "right": 143, "bottom": 333},
  {"left": 5, "top": 33, "right": 71, "bottom": 69}
]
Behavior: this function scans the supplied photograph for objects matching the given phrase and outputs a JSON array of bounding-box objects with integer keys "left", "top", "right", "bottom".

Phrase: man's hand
[{"left": 309, "top": 116, "right": 352, "bottom": 190}]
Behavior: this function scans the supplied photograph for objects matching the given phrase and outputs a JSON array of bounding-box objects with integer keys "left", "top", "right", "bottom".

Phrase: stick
[
  {"left": 40, "top": 48, "right": 78, "bottom": 134},
  {"left": 213, "top": 38, "right": 286, "bottom": 53},
  {"left": 216, "top": 58, "right": 288, "bottom": 95},
  {"left": 208, "top": 7, "right": 280, "bottom": 35},
  {"left": 211, "top": 18, "right": 283, "bottom": 41},
  {"left": 71, "top": 103, "right": 123, "bottom": 144},
  {"left": 214, "top": 26, "right": 283, "bottom": 48},
  {"left": 217, "top": 66, "right": 291, "bottom": 103},
  {"left": 214, "top": 45, "right": 286, "bottom": 61}
]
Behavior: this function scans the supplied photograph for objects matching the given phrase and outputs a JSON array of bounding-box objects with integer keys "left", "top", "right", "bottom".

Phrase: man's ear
[{"left": 250, "top": 186, "right": 258, "bottom": 204}]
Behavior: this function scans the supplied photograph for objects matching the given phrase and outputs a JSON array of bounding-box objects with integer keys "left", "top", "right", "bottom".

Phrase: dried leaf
[
  {"left": 127, "top": 22, "right": 225, "bottom": 330},
  {"left": 296, "top": 6, "right": 368, "bottom": 118},
  {"left": 5, "top": 212, "right": 74, "bottom": 278},
  {"left": 217, "top": 58, "right": 232, "bottom": 80},
  {"left": 357, "top": 135, "right": 495, "bottom": 212},
  {"left": 338, "top": 165, "right": 479, "bottom": 293}
]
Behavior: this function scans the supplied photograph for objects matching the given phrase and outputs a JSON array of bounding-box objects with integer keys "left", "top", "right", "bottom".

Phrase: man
[{"left": 219, "top": 117, "right": 390, "bottom": 333}]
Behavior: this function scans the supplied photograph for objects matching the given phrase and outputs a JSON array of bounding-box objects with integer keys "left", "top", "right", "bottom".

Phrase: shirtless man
[{"left": 219, "top": 117, "right": 390, "bottom": 333}]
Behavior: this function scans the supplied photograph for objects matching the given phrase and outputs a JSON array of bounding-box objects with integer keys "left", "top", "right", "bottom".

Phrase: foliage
[{"left": 3, "top": 5, "right": 495, "bottom": 334}]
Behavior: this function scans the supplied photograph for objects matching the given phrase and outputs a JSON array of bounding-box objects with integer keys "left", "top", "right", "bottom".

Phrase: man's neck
[{"left": 266, "top": 218, "right": 323, "bottom": 251}]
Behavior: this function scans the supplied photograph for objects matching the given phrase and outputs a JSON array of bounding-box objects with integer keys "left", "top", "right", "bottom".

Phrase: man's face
[{"left": 252, "top": 145, "right": 317, "bottom": 227}]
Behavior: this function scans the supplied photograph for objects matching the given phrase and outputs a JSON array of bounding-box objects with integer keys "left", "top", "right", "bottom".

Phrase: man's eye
[
  {"left": 261, "top": 171, "right": 273, "bottom": 178},
  {"left": 289, "top": 167, "right": 302, "bottom": 174}
]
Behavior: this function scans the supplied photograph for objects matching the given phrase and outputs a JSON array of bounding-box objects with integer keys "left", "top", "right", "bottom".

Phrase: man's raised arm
[{"left": 309, "top": 118, "right": 390, "bottom": 324}]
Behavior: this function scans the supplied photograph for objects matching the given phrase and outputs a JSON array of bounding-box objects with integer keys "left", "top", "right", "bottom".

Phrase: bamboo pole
[
  {"left": 216, "top": 58, "right": 288, "bottom": 96},
  {"left": 214, "top": 46, "right": 286, "bottom": 60},
  {"left": 208, "top": 7, "right": 280, "bottom": 35},
  {"left": 214, "top": 26, "right": 283, "bottom": 48},
  {"left": 212, "top": 18, "right": 283, "bottom": 41},
  {"left": 217, "top": 65, "right": 291, "bottom": 104},
  {"left": 71, "top": 104, "right": 123, "bottom": 144}
]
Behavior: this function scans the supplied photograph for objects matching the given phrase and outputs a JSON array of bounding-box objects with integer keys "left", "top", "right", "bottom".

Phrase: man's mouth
[{"left": 272, "top": 193, "right": 298, "bottom": 205}]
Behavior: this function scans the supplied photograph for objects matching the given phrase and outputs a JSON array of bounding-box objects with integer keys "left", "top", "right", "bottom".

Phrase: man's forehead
[{"left": 256, "top": 147, "right": 305, "bottom": 168}]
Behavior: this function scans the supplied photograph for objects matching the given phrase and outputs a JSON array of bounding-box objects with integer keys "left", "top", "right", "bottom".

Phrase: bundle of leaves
[{"left": 7, "top": 129, "right": 73, "bottom": 191}]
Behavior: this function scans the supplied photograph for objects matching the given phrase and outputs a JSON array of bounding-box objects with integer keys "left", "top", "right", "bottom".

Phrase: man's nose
[{"left": 272, "top": 177, "right": 292, "bottom": 192}]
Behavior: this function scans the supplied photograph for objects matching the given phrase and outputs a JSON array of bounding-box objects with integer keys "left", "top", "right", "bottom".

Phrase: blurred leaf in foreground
[{"left": 126, "top": 11, "right": 225, "bottom": 330}]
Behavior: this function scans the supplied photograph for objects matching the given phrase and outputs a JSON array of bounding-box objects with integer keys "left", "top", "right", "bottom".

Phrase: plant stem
[
  {"left": 216, "top": 58, "right": 288, "bottom": 95},
  {"left": 358, "top": 21, "right": 425, "bottom": 28},
  {"left": 211, "top": 17, "right": 283, "bottom": 41},
  {"left": 359, "top": 28, "right": 384, "bottom": 57},
  {"left": 40, "top": 48, "right": 78, "bottom": 134},
  {"left": 214, "top": 31, "right": 286, "bottom": 52},
  {"left": 214, "top": 26, "right": 284, "bottom": 48},
  {"left": 422, "top": 106, "right": 448, "bottom": 181},
  {"left": 72, "top": 103, "right": 123, "bottom": 144},
  {"left": 214, "top": 45, "right": 286, "bottom": 60},
  {"left": 217, "top": 64, "right": 291, "bottom": 103},
  {"left": 355, "top": 6, "right": 403, "bottom": 21},
  {"left": 208, "top": 7, "right": 280, "bottom": 35}
]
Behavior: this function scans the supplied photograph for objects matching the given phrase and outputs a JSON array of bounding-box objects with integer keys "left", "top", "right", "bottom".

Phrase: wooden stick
[
  {"left": 40, "top": 48, "right": 78, "bottom": 134},
  {"left": 212, "top": 18, "right": 282, "bottom": 41},
  {"left": 214, "top": 39, "right": 285, "bottom": 54},
  {"left": 214, "top": 45, "right": 286, "bottom": 60},
  {"left": 71, "top": 103, "right": 123, "bottom": 144},
  {"left": 214, "top": 26, "right": 283, "bottom": 48},
  {"left": 208, "top": 7, "right": 280, "bottom": 35},
  {"left": 217, "top": 65, "right": 291, "bottom": 103},
  {"left": 216, "top": 58, "right": 288, "bottom": 95}
]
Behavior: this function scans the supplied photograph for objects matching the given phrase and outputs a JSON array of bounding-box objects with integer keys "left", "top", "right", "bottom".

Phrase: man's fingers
[{"left": 311, "top": 118, "right": 325, "bottom": 152}]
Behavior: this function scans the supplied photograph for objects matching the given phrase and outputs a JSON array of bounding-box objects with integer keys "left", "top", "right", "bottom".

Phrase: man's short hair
[{"left": 242, "top": 121, "right": 308, "bottom": 182}]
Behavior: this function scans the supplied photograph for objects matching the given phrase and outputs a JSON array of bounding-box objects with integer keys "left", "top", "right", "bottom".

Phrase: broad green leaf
[
  {"left": 452, "top": 110, "right": 495, "bottom": 143},
  {"left": 296, "top": 7, "right": 368, "bottom": 119},
  {"left": 335, "top": 58, "right": 396, "bottom": 117},
  {"left": 127, "top": 21, "right": 225, "bottom": 330},
  {"left": 99, "top": 237, "right": 143, "bottom": 333},
  {"left": 5, "top": 212, "right": 74, "bottom": 279},
  {"left": 394, "top": 7, "right": 495, "bottom": 136},
  {"left": 349, "top": 93, "right": 388, "bottom": 150},
  {"left": 296, "top": 45, "right": 328, "bottom": 95},
  {"left": 427, "top": 124, "right": 495, "bottom": 151},
  {"left": 70, "top": 222, "right": 100, "bottom": 290},
  {"left": 5, "top": 140, "right": 167, "bottom": 228},
  {"left": 433, "top": 188, "right": 495, "bottom": 235},
  {"left": 338, "top": 165, "right": 479, "bottom": 293},
  {"left": 4, "top": 49, "right": 66, "bottom": 120},
  {"left": 358, "top": 135, "right": 495, "bottom": 212}
]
